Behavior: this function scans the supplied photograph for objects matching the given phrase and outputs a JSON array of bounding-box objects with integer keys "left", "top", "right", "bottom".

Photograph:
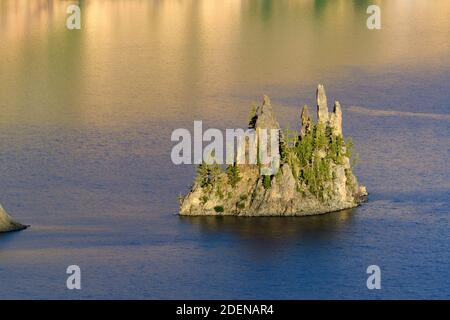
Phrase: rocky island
[
  {"left": 0, "top": 205, "right": 27, "bottom": 233},
  {"left": 179, "top": 85, "right": 367, "bottom": 216}
]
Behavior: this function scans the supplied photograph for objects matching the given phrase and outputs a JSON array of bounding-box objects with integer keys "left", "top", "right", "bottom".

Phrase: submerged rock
[
  {"left": 0, "top": 205, "right": 27, "bottom": 233},
  {"left": 179, "top": 85, "right": 368, "bottom": 216},
  {"left": 330, "top": 101, "right": 343, "bottom": 136}
]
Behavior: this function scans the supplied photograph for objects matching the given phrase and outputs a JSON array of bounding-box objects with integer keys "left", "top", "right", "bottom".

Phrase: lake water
[{"left": 0, "top": 0, "right": 449, "bottom": 299}]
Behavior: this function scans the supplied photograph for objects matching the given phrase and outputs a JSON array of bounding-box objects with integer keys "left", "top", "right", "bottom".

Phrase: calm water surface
[{"left": 0, "top": 0, "right": 449, "bottom": 299}]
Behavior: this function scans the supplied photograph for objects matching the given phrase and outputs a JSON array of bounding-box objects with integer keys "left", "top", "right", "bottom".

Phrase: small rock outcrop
[
  {"left": 0, "top": 205, "right": 27, "bottom": 233},
  {"left": 179, "top": 85, "right": 368, "bottom": 216}
]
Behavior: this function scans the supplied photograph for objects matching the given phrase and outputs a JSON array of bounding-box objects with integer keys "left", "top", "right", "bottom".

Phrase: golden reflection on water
[{"left": 1, "top": 0, "right": 450, "bottom": 126}]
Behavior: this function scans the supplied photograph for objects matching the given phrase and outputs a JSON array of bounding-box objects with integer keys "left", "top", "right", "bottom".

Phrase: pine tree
[
  {"left": 226, "top": 164, "right": 241, "bottom": 188},
  {"left": 263, "top": 175, "right": 271, "bottom": 189},
  {"left": 195, "top": 162, "right": 210, "bottom": 188}
]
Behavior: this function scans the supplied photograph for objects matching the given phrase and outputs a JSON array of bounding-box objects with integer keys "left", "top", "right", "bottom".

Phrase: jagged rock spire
[
  {"left": 261, "top": 95, "right": 272, "bottom": 112},
  {"left": 316, "top": 84, "right": 329, "bottom": 123},
  {"left": 239, "top": 95, "right": 280, "bottom": 170},
  {"left": 330, "top": 101, "right": 343, "bottom": 136},
  {"left": 300, "top": 105, "right": 312, "bottom": 137},
  {"left": 315, "top": 84, "right": 343, "bottom": 135},
  {"left": 254, "top": 95, "right": 280, "bottom": 175}
]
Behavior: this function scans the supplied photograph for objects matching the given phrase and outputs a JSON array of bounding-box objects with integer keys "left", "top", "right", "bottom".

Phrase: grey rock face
[
  {"left": 330, "top": 101, "right": 343, "bottom": 136},
  {"left": 254, "top": 95, "right": 280, "bottom": 131},
  {"left": 179, "top": 85, "right": 367, "bottom": 216},
  {"left": 0, "top": 205, "right": 26, "bottom": 233}
]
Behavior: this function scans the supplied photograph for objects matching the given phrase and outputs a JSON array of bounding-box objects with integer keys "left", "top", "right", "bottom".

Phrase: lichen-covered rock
[
  {"left": 300, "top": 105, "right": 312, "bottom": 137},
  {"left": 0, "top": 205, "right": 27, "bottom": 233},
  {"left": 179, "top": 85, "right": 367, "bottom": 216}
]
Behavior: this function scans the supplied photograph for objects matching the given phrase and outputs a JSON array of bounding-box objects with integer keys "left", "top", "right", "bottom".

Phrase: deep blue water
[{"left": 1, "top": 65, "right": 448, "bottom": 299}]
